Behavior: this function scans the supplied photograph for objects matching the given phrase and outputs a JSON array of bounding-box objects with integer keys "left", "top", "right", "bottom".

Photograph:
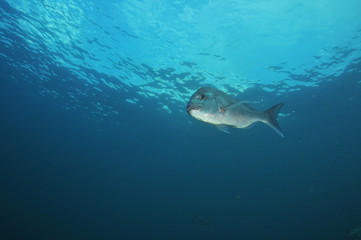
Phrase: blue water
[{"left": 1, "top": 0, "right": 361, "bottom": 239}]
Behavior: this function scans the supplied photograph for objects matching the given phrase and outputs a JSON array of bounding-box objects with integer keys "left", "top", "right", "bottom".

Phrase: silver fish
[{"left": 186, "top": 87, "right": 285, "bottom": 137}]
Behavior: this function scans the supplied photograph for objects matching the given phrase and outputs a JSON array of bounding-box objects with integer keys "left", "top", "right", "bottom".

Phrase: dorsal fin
[
  {"left": 223, "top": 101, "right": 252, "bottom": 111},
  {"left": 243, "top": 103, "right": 256, "bottom": 111}
]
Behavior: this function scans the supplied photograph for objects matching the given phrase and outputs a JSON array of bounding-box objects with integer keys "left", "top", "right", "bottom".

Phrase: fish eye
[{"left": 199, "top": 94, "right": 205, "bottom": 100}]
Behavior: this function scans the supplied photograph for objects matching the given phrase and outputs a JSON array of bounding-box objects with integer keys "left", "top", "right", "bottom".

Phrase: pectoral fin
[{"left": 216, "top": 125, "right": 230, "bottom": 134}]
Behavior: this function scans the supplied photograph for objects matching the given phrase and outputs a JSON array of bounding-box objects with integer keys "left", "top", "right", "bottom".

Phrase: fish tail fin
[{"left": 263, "top": 103, "right": 285, "bottom": 137}]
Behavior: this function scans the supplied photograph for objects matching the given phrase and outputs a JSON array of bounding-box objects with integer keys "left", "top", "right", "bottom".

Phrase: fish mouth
[{"left": 186, "top": 105, "right": 200, "bottom": 112}]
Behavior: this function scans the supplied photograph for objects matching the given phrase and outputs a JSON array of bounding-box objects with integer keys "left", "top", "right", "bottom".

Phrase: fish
[
  {"left": 186, "top": 87, "right": 285, "bottom": 137},
  {"left": 192, "top": 213, "right": 210, "bottom": 228}
]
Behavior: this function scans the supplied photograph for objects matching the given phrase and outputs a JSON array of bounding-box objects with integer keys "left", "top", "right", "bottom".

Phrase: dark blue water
[{"left": 1, "top": 1, "right": 361, "bottom": 239}]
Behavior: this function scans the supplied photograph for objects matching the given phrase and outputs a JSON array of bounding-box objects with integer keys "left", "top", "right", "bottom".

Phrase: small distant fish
[
  {"left": 186, "top": 87, "right": 285, "bottom": 137},
  {"left": 192, "top": 213, "right": 210, "bottom": 228}
]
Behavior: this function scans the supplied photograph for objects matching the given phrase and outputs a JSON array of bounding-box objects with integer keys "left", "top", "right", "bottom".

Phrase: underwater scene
[{"left": 1, "top": 0, "right": 361, "bottom": 239}]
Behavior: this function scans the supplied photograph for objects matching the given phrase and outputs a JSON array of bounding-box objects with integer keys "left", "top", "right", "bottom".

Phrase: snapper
[{"left": 186, "top": 87, "right": 285, "bottom": 137}]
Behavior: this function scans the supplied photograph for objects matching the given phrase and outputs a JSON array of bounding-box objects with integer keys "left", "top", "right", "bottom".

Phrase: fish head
[{"left": 186, "top": 87, "right": 218, "bottom": 121}]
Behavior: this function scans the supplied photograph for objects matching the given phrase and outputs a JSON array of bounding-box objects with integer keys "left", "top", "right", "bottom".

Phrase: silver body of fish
[{"left": 186, "top": 87, "right": 285, "bottom": 137}]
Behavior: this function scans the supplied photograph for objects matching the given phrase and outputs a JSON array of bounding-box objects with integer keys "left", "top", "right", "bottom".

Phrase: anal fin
[{"left": 216, "top": 125, "right": 230, "bottom": 134}]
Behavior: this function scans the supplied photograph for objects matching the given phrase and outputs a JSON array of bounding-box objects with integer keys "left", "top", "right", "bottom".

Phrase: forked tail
[{"left": 264, "top": 103, "right": 285, "bottom": 137}]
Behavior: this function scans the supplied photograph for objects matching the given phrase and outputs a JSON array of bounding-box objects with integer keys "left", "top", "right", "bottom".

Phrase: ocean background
[{"left": 1, "top": 0, "right": 361, "bottom": 239}]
